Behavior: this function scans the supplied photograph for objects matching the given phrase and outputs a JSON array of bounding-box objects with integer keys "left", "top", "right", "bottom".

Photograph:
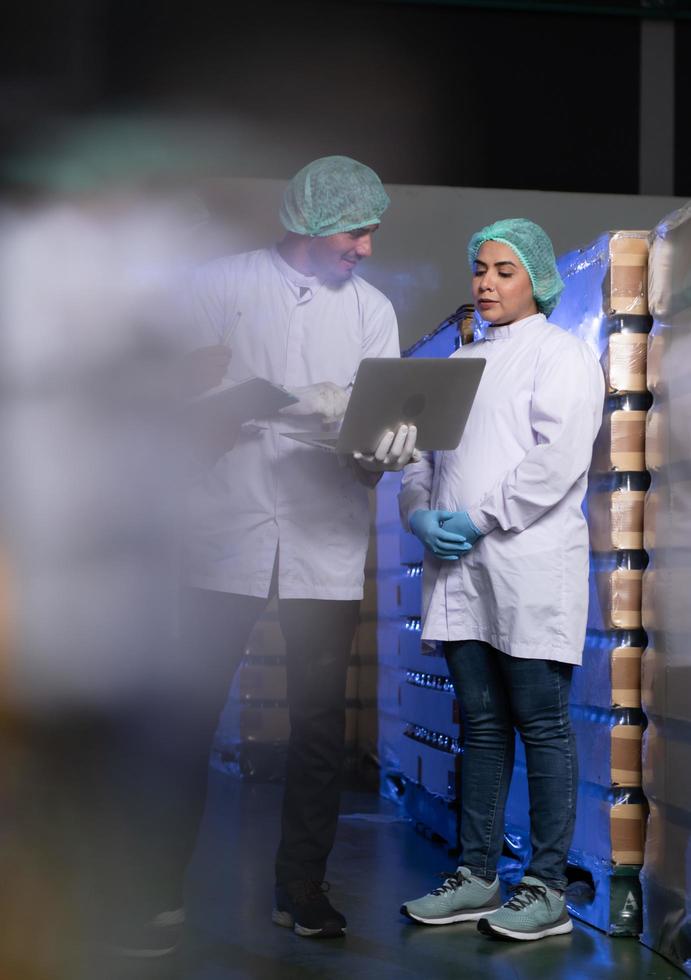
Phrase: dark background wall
[{"left": 2, "top": 0, "right": 689, "bottom": 196}]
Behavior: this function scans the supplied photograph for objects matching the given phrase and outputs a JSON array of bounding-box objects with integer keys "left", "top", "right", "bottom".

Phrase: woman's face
[{"left": 472, "top": 240, "right": 539, "bottom": 326}]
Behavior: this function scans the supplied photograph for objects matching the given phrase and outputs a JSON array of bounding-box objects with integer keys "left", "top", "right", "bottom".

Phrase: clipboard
[{"left": 186, "top": 377, "right": 298, "bottom": 430}]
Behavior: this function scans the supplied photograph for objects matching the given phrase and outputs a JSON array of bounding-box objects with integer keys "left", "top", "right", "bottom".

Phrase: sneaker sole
[
  {"left": 401, "top": 903, "right": 501, "bottom": 926},
  {"left": 271, "top": 909, "right": 346, "bottom": 938},
  {"left": 477, "top": 916, "right": 573, "bottom": 941},
  {"left": 109, "top": 943, "right": 178, "bottom": 958}
]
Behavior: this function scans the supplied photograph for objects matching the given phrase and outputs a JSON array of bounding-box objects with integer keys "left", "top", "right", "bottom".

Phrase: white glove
[
  {"left": 279, "top": 382, "right": 350, "bottom": 424},
  {"left": 353, "top": 424, "right": 421, "bottom": 472}
]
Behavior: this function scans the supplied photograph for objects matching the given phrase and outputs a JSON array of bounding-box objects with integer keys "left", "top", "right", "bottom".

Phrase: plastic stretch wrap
[
  {"left": 641, "top": 646, "right": 691, "bottom": 726},
  {"left": 371, "top": 470, "right": 408, "bottom": 788},
  {"left": 398, "top": 619, "right": 447, "bottom": 675},
  {"left": 573, "top": 710, "right": 642, "bottom": 789},
  {"left": 512, "top": 706, "right": 642, "bottom": 790},
  {"left": 371, "top": 664, "right": 402, "bottom": 717},
  {"left": 398, "top": 730, "right": 461, "bottom": 801},
  {"left": 639, "top": 200, "right": 691, "bottom": 976},
  {"left": 555, "top": 231, "right": 651, "bottom": 357},
  {"left": 606, "top": 232, "right": 650, "bottom": 317},
  {"left": 503, "top": 229, "right": 651, "bottom": 914},
  {"left": 386, "top": 233, "right": 656, "bottom": 866},
  {"left": 640, "top": 802, "right": 691, "bottom": 975},
  {"left": 400, "top": 530, "right": 424, "bottom": 565},
  {"left": 606, "top": 332, "right": 649, "bottom": 394},
  {"left": 398, "top": 563, "right": 423, "bottom": 617},
  {"left": 400, "top": 681, "right": 457, "bottom": 740},
  {"left": 648, "top": 201, "right": 691, "bottom": 321},
  {"left": 591, "top": 395, "right": 650, "bottom": 474},
  {"left": 571, "top": 630, "right": 643, "bottom": 710},
  {"left": 555, "top": 237, "right": 650, "bottom": 894},
  {"left": 588, "top": 551, "right": 646, "bottom": 632},
  {"left": 372, "top": 508, "right": 401, "bottom": 574},
  {"left": 643, "top": 719, "right": 691, "bottom": 812},
  {"left": 588, "top": 474, "right": 648, "bottom": 552},
  {"left": 376, "top": 318, "right": 461, "bottom": 811},
  {"left": 506, "top": 762, "right": 646, "bottom": 869},
  {"left": 399, "top": 780, "right": 459, "bottom": 850},
  {"left": 377, "top": 710, "right": 407, "bottom": 788}
]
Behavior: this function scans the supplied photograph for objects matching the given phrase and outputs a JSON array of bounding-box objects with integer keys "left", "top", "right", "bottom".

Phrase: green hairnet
[
  {"left": 279, "top": 155, "right": 390, "bottom": 237},
  {"left": 467, "top": 218, "right": 564, "bottom": 317}
]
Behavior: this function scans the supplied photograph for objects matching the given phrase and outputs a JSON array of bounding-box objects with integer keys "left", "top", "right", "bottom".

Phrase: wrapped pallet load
[
  {"left": 503, "top": 229, "right": 650, "bottom": 935},
  {"left": 374, "top": 311, "right": 468, "bottom": 846},
  {"left": 640, "top": 199, "right": 691, "bottom": 977}
]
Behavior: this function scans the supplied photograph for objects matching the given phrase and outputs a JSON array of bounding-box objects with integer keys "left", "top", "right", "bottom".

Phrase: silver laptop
[{"left": 282, "top": 356, "right": 485, "bottom": 454}]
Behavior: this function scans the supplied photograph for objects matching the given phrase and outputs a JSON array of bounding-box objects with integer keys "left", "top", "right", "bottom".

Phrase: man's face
[
  {"left": 306, "top": 225, "right": 379, "bottom": 282},
  {"left": 471, "top": 240, "right": 538, "bottom": 326}
]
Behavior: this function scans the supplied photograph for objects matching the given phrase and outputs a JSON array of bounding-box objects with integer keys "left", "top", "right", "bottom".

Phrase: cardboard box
[{"left": 605, "top": 232, "right": 650, "bottom": 317}]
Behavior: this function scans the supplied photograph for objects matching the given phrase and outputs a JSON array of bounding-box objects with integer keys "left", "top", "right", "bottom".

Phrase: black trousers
[{"left": 173, "top": 586, "right": 361, "bottom": 893}]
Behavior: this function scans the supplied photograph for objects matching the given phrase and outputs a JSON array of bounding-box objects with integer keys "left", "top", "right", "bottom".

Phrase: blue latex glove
[
  {"left": 441, "top": 511, "right": 482, "bottom": 548},
  {"left": 409, "top": 509, "right": 472, "bottom": 561}
]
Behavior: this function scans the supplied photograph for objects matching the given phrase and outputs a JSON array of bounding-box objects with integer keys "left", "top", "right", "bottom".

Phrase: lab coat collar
[
  {"left": 483, "top": 312, "right": 546, "bottom": 342},
  {"left": 270, "top": 246, "right": 321, "bottom": 296}
]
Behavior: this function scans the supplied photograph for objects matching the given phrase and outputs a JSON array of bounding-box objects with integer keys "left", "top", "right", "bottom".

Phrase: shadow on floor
[{"left": 122, "top": 768, "right": 684, "bottom": 980}]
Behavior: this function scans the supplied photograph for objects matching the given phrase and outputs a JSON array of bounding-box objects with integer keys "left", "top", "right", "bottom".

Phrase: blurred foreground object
[{"left": 0, "top": 113, "right": 229, "bottom": 979}]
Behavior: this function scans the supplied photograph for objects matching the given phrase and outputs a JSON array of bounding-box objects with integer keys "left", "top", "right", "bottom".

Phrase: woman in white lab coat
[{"left": 399, "top": 219, "right": 605, "bottom": 942}]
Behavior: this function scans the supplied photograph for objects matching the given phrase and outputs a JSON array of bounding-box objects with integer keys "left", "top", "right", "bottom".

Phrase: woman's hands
[
  {"left": 439, "top": 511, "right": 482, "bottom": 547},
  {"left": 409, "top": 509, "right": 472, "bottom": 560}
]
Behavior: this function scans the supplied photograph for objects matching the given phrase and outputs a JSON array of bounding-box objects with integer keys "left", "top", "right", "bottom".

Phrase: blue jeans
[{"left": 444, "top": 639, "right": 577, "bottom": 892}]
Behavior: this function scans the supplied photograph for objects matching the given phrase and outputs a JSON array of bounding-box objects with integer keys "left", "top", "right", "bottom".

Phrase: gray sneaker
[
  {"left": 477, "top": 875, "right": 573, "bottom": 941},
  {"left": 401, "top": 867, "right": 501, "bottom": 925}
]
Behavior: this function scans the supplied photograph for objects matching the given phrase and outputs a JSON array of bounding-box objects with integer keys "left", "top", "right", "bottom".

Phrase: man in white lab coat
[{"left": 167, "top": 156, "right": 416, "bottom": 945}]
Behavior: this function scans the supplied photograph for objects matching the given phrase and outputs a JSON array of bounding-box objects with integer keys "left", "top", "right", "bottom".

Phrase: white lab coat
[
  {"left": 187, "top": 246, "right": 399, "bottom": 599},
  {"left": 399, "top": 314, "right": 605, "bottom": 665}
]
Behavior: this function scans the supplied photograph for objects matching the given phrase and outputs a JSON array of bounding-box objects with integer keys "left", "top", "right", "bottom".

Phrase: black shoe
[{"left": 272, "top": 881, "right": 347, "bottom": 938}]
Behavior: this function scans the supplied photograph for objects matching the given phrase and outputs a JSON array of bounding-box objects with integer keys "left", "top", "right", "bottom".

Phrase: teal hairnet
[
  {"left": 279, "top": 155, "right": 390, "bottom": 237},
  {"left": 467, "top": 218, "right": 564, "bottom": 317}
]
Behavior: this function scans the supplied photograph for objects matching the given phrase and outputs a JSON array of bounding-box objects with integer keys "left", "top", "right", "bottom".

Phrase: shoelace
[
  {"left": 431, "top": 870, "right": 469, "bottom": 896},
  {"left": 505, "top": 883, "right": 548, "bottom": 911}
]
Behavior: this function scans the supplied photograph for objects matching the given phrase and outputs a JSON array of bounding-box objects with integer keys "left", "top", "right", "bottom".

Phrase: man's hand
[
  {"left": 181, "top": 345, "right": 232, "bottom": 396},
  {"left": 279, "top": 382, "right": 350, "bottom": 424},
  {"left": 353, "top": 424, "right": 420, "bottom": 472}
]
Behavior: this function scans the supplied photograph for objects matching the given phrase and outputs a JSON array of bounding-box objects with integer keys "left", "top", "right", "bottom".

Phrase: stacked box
[
  {"left": 505, "top": 230, "right": 651, "bottom": 935},
  {"left": 571, "top": 630, "right": 643, "bottom": 710},
  {"left": 639, "top": 200, "right": 691, "bottom": 977}
]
